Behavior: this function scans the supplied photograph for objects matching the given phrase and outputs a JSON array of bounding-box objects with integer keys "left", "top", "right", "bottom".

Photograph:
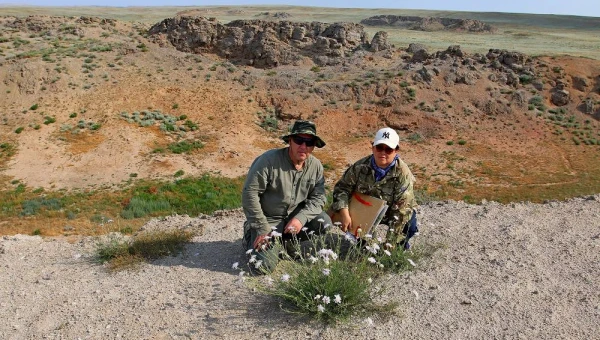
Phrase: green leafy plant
[{"left": 167, "top": 141, "right": 204, "bottom": 154}]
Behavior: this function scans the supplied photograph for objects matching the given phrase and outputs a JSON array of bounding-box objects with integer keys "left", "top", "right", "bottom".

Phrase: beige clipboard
[{"left": 347, "top": 192, "right": 388, "bottom": 238}]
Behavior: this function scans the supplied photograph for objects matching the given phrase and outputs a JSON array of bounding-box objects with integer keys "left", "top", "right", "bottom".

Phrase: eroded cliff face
[{"left": 148, "top": 16, "right": 378, "bottom": 67}]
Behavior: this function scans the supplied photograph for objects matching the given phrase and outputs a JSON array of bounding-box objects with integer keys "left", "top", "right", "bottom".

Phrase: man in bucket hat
[{"left": 242, "top": 120, "right": 332, "bottom": 273}]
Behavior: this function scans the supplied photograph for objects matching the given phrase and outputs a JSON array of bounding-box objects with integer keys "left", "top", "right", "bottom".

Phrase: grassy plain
[{"left": 3, "top": 5, "right": 600, "bottom": 59}]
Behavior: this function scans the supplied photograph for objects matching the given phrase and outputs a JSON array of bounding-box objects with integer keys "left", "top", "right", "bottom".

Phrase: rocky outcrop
[
  {"left": 361, "top": 15, "right": 495, "bottom": 33},
  {"left": 148, "top": 16, "right": 377, "bottom": 68},
  {"left": 370, "top": 31, "right": 391, "bottom": 52}
]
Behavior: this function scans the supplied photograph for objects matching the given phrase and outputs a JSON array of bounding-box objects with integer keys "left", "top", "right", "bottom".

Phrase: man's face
[{"left": 288, "top": 133, "right": 316, "bottom": 164}]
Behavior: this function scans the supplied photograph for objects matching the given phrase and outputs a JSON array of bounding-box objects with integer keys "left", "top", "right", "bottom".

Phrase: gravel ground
[{"left": 1, "top": 195, "right": 599, "bottom": 339}]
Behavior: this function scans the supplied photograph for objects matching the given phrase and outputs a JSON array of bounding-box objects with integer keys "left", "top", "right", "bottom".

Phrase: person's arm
[
  {"left": 331, "top": 163, "right": 359, "bottom": 231},
  {"left": 242, "top": 158, "right": 272, "bottom": 237}
]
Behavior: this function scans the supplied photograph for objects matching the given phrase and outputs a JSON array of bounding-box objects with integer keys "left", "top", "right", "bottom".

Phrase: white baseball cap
[{"left": 373, "top": 127, "right": 399, "bottom": 149}]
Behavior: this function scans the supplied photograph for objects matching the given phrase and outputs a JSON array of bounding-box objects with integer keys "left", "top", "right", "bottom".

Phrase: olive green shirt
[
  {"left": 242, "top": 147, "right": 327, "bottom": 236},
  {"left": 332, "top": 155, "right": 417, "bottom": 244}
]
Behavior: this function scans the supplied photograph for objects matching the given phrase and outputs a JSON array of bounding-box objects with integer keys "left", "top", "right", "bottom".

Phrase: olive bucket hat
[{"left": 281, "top": 120, "right": 326, "bottom": 148}]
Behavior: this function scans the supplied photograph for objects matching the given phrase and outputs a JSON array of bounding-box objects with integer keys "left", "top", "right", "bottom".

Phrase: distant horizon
[{"left": 2, "top": 1, "right": 600, "bottom": 18}]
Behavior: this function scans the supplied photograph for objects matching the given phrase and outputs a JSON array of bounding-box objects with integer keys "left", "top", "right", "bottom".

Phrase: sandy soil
[{"left": 1, "top": 195, "right": 599, "bottom": 339}]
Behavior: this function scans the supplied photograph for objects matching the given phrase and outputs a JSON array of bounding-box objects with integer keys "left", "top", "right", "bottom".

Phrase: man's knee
[{"left": 306, "top": 211, "right": 332, "bottom": 234}]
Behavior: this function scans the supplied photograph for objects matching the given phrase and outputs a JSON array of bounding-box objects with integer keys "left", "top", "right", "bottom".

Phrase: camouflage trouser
[
  {"left": 242, "top": 211, "right": 332, "bottom": 273},
  {"left": 400, "top": 210, "right": 418, "bottom": 249}
]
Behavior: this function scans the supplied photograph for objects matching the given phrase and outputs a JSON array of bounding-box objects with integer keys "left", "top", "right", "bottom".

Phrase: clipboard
[{"left": 347, "top": 192, "right": 389, "bottom": 238}]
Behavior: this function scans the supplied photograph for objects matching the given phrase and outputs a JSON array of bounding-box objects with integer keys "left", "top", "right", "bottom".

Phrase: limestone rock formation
[
  {"left": 360, "top": 15, "right": 496, "bottom": 32},
  {"left": 148, "top": 16, "right": 374, "bottom": 68}
]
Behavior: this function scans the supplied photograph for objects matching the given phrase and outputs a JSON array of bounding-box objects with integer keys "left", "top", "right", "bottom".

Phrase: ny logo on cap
[{"left": 382, "top": 132, "right": 390, "bottom": 139}]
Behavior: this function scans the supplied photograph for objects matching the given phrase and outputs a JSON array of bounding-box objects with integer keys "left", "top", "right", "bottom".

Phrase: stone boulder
[
  {"left": 551, "top": 89, "right": 570, "bottom": 106},
  {"left": 370, "top": 31, "right": 391, "bottom": 52}
]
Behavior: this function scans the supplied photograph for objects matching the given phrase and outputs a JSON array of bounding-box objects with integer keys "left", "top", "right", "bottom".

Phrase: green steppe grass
[{"left": 3, "top": 6, "right": 600, "bottom": 60}]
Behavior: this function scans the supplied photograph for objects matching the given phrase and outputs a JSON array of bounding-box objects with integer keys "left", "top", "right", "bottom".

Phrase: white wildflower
[
  {"left": 364, "top": 233, "right": 373, "bottom": 239},
  {"left": 254, "top": 260, "right": 263, "bottom": 269},
  {"left": 317, "top": 218, "right": 325, "bottom": 223},
  {"left": 388, "top": 228, "right": 395, "bottom": 232},
  {"left": 281, "top": 274, "right": 290, "bottom": 282},
  {"left": 317, "top": 305, "right": 325, "bottom": 313},
  {"left": 249, "top": 254, "right": 257, "bottom": 263},
  {"left": 246, "top": 249, "right": 253, "bottom": 255},
  {"left": 378, "top": 263, "right": 384, "bottom": 268},
  {"left": 239, "top": 270, "right": 246, "bottom": 277},
  {"left": 309, "top": 255, "right": 318, "bottom": 263},
  {"left": 271, "top": 226, "right": 278, "bottom": 230},
  {"left": 324, "top": 223, "right": 331, "bottom": 229},
  {"left": 265, "top": 277, "right": 274, "bottom": 286},
  {"left": 412, "top": 290, "right": 419, "bottom": 300},
  {"left": 407, "top": 259, "right": 416, "bottom": 267},
  {"left": 322, "top": 268, "right": 330, "bottom": 276},
  {"left": 384, "top": 250, "right": 392, "bottom": 256},
  {"left": 301, "top": 227, "right": 308, "bottom": 231},
  {"left": 334, "top": 294, "right": 342, "bottom": 304},
  {"left": 308, "top": 230, "right": 315, "bottom": 235},
  {"left": 367, "top": 257, "right": 376, "bottom": 264},
  {"left": 365, "top": 317, "right": 374, "bottom": 326},
  {"left": 368, "top": 277, "right": 373, "bottom": 284},
  {"left": 232, "top": 262, "right": 239, "bottom": 270},
  {"left": 322, "top": 296, "right": 331, "bottom": 304},
  {"left": 314, "top": 294, "right": 322, "bottom": 300},
  {"left": 377, "top": 237, "right": 383, "bottom": 242},
  {"left": 333, "top": 221, "right": 341, "bottom": 226},
  {"left": 270, "top": 231, "right": 282, "bottom": 238},
  {"left": 385, "top": 243, "right": 393, "bottom": 249}
]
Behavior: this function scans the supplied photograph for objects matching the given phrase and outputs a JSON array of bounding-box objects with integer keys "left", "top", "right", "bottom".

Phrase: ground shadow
[{"left": 151, "top": 239, "right": 247, "bottom": 275}]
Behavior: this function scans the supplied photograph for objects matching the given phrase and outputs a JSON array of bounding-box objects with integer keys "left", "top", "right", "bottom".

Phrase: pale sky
[{"left": 3, "top": 0, "right": 600, "bottom": 18}]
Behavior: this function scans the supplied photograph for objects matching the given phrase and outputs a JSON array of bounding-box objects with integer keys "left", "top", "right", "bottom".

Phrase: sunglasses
[
  {"left": 291, "top": 136, "right": 316, "bottom": 147},
  {"left": 374, "top": 144, "right": 396, "bottom": 154}
]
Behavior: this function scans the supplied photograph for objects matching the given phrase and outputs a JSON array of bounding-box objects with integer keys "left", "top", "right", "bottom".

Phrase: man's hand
[
  {"left": 284, "top": 218, "right": 303, "bottom": 235},
  {"left": 337, "top": 208, "right": 352, "bottom": 232},
  {"left": 253, "top": 233, "right": 271, "bottom": 251}
]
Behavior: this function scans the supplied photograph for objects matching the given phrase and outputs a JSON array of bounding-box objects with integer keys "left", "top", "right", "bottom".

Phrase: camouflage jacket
[{"left": 331, "top": 155, "right": 417, "bottom": 244}]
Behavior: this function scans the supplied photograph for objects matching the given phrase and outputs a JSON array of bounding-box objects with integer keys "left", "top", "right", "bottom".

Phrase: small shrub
[
  {"left": 69, "top": 112, "right": 77, "bottom": 118},
  {"left": 446, "top": 141, "right": 454, "bottom": 145},
  {"left": 458, "top": 139, "right": 467, "bottom": 145},
  {"left": 121, "top": 196, "right": 171, "bottom": 219},
  {"left": 31, "top": 229, "right": 42, "bottom": 236},
  {"left": 15, "top": 127, "right": 24, "bottom": 134},
  {"left": 95, "top": 229, "right": 195, "bottom": 270},
  {"left": 174, "top": 169, "right": 184, "bottom": 177},
  {"left": 43, "top": 116, "right": 56, "bottom": 125},
  {"left": 30, "top": 103, "right": 39, "bottom": 110},
  {"left": 168, "top": 141, "right": 204, "bottom": 154},
  {"left": 21, "top": 198, "right": 62, "bottom": 216}
]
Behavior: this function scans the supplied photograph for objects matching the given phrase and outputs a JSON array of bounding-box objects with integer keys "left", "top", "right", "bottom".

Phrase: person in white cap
[{"left": 330, "top": 127, "right": 418, "bottom": 249}]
